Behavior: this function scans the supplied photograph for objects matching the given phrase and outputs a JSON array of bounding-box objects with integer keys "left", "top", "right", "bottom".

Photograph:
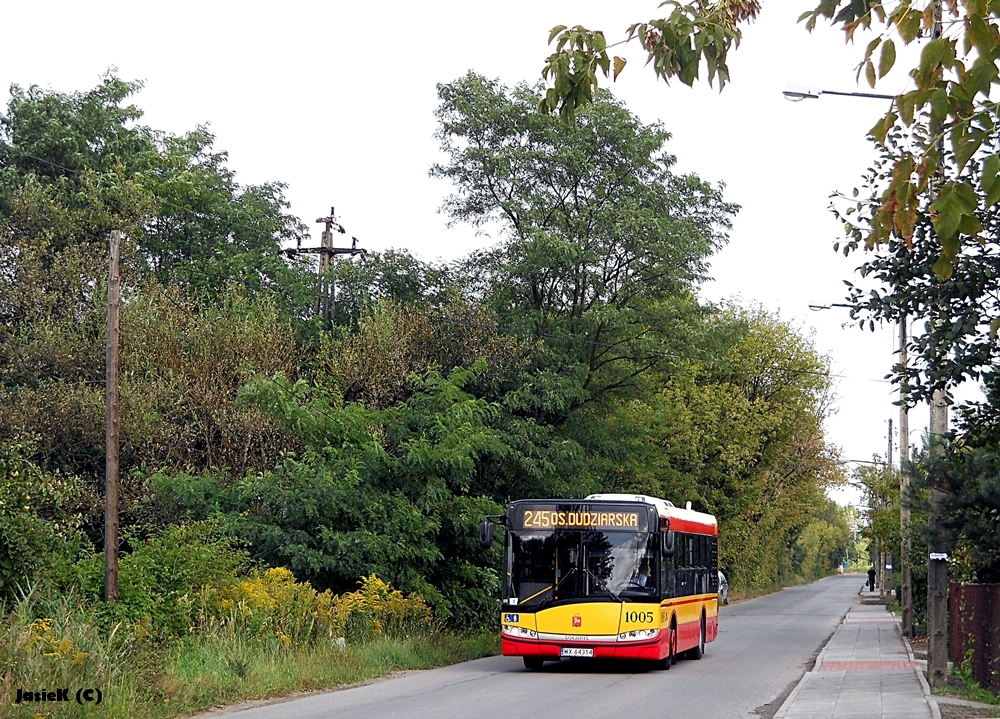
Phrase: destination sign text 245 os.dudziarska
[{"left": 515, "top": 505, "right": 648, "bottom": 531}]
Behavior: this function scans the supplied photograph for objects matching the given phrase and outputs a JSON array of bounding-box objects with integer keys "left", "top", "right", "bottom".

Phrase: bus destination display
[{"left": 515, "top": 504, "right": 649, "bottom": 532}]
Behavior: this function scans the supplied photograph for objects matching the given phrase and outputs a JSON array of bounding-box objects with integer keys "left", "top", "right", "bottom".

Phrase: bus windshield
[{"left": 509, "top": 530, "right": 657, "bottom": 609}]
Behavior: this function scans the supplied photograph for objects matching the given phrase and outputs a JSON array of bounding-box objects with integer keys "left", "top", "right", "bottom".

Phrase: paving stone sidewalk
[{"left": 774, "top": 600, "right": 936, "bottom": 719}]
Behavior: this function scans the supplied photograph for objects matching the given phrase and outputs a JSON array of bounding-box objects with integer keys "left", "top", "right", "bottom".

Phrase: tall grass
[{"left": 1, "top": 587, "right": 497, "bottom": 719}]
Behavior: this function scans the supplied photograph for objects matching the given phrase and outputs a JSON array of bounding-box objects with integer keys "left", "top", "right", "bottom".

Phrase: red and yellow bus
[{"left": 480, "top": 493, "right": 719, "bottom": 670}]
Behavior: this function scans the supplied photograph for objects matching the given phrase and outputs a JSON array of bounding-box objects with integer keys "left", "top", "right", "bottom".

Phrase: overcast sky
[{"left": 3, "top": 0, "right": 970, "bottom": 505}]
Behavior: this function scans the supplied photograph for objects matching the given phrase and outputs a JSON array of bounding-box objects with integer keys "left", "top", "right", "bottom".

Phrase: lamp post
[
  {"left": 808, "top": 296, "right": 909, "bottom": 622},
  {"left": 782, "top": 85, "right": 895, "bottom": 102},
  {"left": 788, "top": 69, "right": 924, "bottom": 634}
]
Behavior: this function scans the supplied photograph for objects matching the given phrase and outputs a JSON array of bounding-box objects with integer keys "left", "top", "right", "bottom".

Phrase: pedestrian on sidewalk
[{"left": 867, "top": 565, "right": 876, "bottom": 592}]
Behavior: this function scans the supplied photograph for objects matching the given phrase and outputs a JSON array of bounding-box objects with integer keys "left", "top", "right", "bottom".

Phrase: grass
[
  {"left": 935, "top": 654, "right": 1000, "bottom": 707},
  {"left": 2, "top": 593, "right": 498, "bottom": 719}
]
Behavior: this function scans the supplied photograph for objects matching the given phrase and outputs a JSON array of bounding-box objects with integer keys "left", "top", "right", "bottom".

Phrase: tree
[
  {"left": 433, "top": 72, "right": 737, "bottom": 414},
  {"left": 0, "top": 75, "right": 315, "bottom": 314},
  {"left": 835, "top": 124, "right": 1000, "bottom": 406},
  {"left": 649, "top": 306, "right": 845, "bottom": 588}
]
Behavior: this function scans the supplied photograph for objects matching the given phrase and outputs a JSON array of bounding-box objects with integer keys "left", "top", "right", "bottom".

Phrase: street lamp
[
  {"left": 782, "top": 84, "right": 895, "bottom": 101},
  {"left": 810, "top": 300, "right": 906, "bottom": 612},
  {"left": 809, "top": 302, "right": 853, "bottom": 312}
]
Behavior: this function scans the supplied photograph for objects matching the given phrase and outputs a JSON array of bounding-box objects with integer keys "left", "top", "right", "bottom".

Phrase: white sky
[{"left": 3, "top": 0, "right": 976, "bottom": 506}]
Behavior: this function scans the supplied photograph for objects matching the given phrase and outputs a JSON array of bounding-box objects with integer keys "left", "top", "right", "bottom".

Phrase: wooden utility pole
[
  {"left": 900, "top": 316, "right": 913, "bottom": 636},
  {"left": 295, "top": 207, "right": 365, "bottom": 326},
  {"left": 926, "top": 0, "right": 950, "bottom": 690},
  {"left": 104, "top": 230, "right": 121, "bottom": 602},
  {"left": 316, "top": 213, "right": 334, "bottom": 322}
]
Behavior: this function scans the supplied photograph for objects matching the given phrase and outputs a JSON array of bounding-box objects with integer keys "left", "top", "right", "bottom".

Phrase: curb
[
  {"left": 775, "top": 603, "right": 939, "bottom": 719},
  {"left": 902, "top": 633, "right": 941, "bottom": 719},
  {"left": 772, "top": 609, "right": 846, "bottom": 719}
]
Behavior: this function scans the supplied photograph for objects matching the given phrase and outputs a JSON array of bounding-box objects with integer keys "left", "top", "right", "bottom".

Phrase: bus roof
[{"left": 585, "top": 493, "right": 718, "bottom": 536}]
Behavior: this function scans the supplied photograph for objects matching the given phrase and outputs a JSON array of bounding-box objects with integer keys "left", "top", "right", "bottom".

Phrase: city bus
[{"left": 479, "top": 493, "right": 719, "bottom": 670}]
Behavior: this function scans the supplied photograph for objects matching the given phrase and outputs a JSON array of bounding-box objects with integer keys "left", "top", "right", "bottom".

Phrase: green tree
[
  {"left": 0, "top": 75, "right": 315, "bottom": 316},
  {"left": 434, "top": 72, "right": 737, "bottom": 414},
  {"left": 650, "top": 307, "right": 844, "bottom": 588}
]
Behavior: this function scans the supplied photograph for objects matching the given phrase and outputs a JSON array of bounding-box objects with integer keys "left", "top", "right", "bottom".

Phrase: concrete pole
[
  {"left": 899, "top": 316, "right": 913, "bottom": 635},
  {"left": 925, "top": 0, "right": 950, "bottom": 690}
]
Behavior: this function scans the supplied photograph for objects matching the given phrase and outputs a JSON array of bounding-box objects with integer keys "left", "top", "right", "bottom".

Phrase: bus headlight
[
  {"left": 617, "top": 629, "right": 659, "bottom": 642},
  {"left": 501, "top": 624, "right": 537, "bottom": 639}
]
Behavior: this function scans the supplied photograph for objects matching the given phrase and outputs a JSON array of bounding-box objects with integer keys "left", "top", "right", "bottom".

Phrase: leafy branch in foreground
[
  {"left": 538, "top": 1, "right": 760, "bottom": 123},
  {"left": 540, "top": 1, "right": 1000, "bottom": 280}
]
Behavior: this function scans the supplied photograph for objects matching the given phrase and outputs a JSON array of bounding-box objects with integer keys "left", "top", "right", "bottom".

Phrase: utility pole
[
  {"left": 926, "top": 0, "right": 950, "bottom": 691},
  {"left": 287, "top": 207, "right": 365, "bottom": 326},
  {"left": 884, "top": 418, "right": 893, "bottom": 602},
  {"left": 104, "top": 230, "right": 121, "bottom": 602},
  {"left": 317, "top": 214, "right": 333, "bottom": 321},
  {"left": 900, "top": 316, "right": 913, "bottom": 636}
]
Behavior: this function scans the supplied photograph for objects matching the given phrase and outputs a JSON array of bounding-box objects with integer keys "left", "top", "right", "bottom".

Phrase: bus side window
[
  {"left": 675, "top": 533, "right": 690, "bottom": 597},
  {"left": 709, "top": 536, "right": 719, "bottom": 593},
  {"left": 699, "top": 536, "right": 709, "bottom": 594},
  {"left": 661, "top": 547, "right": 676, "bottom": 599}
]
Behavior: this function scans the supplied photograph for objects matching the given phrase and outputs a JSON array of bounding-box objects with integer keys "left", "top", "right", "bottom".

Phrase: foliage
[
  {"left": 435, "top": 72, "right": 736, "bottom": 412},
  {"left": 0, "top": 583, "right": 495, "bottom": 719},
  {"left": 854, "top": 460, "right": 901, "bottom": 553},
  {"left": 538, "top": 2, "right": 761, "bottom": 123},
  {"left": 637, "top": 306, "right": 845, "bottom": 588},
  {"left": 539, "top": 1, "right": 1000, "bottom": 281},
  {"left": 835, "top": 124, "right": 1000, "bottom": 405},
  {"left": 316, "top": 299, "right": 526, "bottom": 409},
  {"left": 70, "top": 520, "right": 250, "bottom": 641},
  {"left": 221, "top": 367, "right": 509, "bottom": 627},
  {"left": 835, "top": 122, "right": 1000, "bottom": 588},
  {"left": 792, "top": 500, "right": 853, "bottom": 581},
  {"left": 0, "top": 70, "right": 852, "bottom": 652},
  {"left": 0, "top": 285, "right": 304, "bottom": 544},
  {"left": 204, "top": 569, "right": 433, "bottom": 645},
  {"left": 0, "top": 442, "right": 89, "bottom": 600},
  {"left": 914, "top": 440, "right": 1000, "bottom": 583},
  {"left": 0, "top": 74, "right": 314, "bottom": 305}
]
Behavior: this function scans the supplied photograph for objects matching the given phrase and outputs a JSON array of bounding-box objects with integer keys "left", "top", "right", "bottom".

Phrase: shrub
[
  {"left": 70, "top": 520, "right": 249, "bottom": 641},
  {"left": 0, "top": 441, "right": 90, "bottom": 600},
  {"left": 205, "top": 570, "right": 433, "bottom": 646}
]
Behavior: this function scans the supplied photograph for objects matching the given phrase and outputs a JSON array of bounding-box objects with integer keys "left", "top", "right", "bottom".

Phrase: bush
[
  {"left": 205, "top": 569, "right": 433, "bottom": 646},
  {"left": 0, "top": 441, "right": 90, "bottom": 600},
  {"left": 70, "top": 520, "right": 249, "bottom": 641}
]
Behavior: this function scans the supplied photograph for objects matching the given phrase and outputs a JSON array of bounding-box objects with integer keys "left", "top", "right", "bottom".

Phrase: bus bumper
[{"left": 501, "top": 635, "right": 666, "bottom": 661}]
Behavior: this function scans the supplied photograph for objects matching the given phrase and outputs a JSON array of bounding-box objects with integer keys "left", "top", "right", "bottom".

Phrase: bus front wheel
[
  {"left": 523, "top": 656, "right": 544, "bottom": 670},
  {"left": 656, "top": 625, "right": 677, "bottom": 670}
]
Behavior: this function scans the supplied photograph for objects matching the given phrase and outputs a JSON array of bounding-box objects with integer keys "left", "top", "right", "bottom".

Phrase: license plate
[{"left": 560, "top": 647, "right": 594, "bottom": 658}]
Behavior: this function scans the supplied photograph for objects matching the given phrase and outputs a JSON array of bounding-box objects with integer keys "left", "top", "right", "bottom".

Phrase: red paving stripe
[{"left": 819, "top": 661, "right": 916, "bottom": 671}]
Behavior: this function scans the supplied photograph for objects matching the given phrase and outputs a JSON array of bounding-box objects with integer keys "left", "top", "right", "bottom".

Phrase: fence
[{"left": 949, "top": 582, "right": 1000, "bottom": 693}]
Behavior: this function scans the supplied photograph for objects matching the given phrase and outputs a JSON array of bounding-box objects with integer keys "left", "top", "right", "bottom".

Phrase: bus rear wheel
[
  {"left": 688, "top": 616, "right": 705, "bottom": 660},
  {"left": 523, "top": 656, "right": 544, "bottom": 670}
]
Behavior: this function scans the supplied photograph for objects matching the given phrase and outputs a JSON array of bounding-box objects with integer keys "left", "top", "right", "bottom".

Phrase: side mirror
[
  {"left": 662, "top": 530, "right": 675, "bottom": 557},
  {"left": 479, "top": 519, "right": 494, "bottom": 549}
]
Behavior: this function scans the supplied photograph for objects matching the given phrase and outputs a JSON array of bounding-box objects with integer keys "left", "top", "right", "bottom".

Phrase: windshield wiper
[{"left": 584, "top": 569, "right": 627, "bottom": 603}]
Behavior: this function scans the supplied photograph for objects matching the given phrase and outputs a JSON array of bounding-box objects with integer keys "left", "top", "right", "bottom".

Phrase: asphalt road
[{"left": 214, "top": 574, "right": 864, "bottom": 719}]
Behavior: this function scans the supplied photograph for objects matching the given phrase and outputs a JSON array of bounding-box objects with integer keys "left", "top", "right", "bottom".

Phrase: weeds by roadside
[{"left": 1, "top": 575, "right": 498, "bottom": 719}]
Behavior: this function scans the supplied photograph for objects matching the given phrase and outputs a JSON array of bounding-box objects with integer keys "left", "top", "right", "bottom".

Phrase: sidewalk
[{"left": 774, "top": 598, "right": 937, "bottom": 719}]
